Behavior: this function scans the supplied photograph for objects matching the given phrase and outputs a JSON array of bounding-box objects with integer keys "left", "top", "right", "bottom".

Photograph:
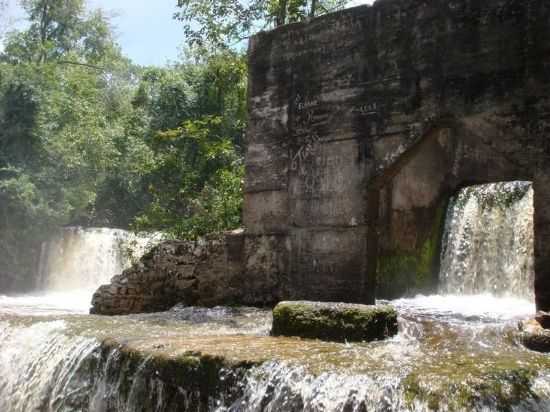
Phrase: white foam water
[
  {"left": 37, "top": 227, "right": 162, "bottom": 293},
  {"left": 0, "top": 181, "right": 547, "bottom": 411},
  {"left": 439, "top": 182, "right": 534, "bottom": 300}
]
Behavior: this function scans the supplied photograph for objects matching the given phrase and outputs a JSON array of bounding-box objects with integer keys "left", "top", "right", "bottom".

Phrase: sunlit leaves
[
  {"left": 131, "top": 51, "right": 247, "bottom": 239},
  {"left": 175, "top": 0, "right": 351, "bottom": 48}
]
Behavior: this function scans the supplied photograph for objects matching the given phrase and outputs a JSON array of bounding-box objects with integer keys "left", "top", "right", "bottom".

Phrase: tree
[
  {"left": 2, "top": 0, "right": 119, "bottom": 66},
  {"left": 175, "top": 0, "right": 350, "bottom": 48},
  {"left": 0, "top": 0, "right": 9, "bottom": 36},
  {"left": 0, "top": 0, "right": 16, "bottom": 46},
  {"left": 131, "top": 50, "right": 247, "bottom": 239},
  {"left": 0, "top": 0, "right": 135, "bottom": 289},
  {"left": 0, "top": 1, "right": 252, "bottom": 290}
]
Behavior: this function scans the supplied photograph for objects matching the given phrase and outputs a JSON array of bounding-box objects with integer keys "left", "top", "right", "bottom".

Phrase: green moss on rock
[
  {"left": 271, "top": 301, "right": 398, "bottom": 342},
  {"left": 377, "top": 203, "right": 446, "bottom": 299},
  {"left": 403, "top": 358, "right": 539, "bottom": 411},
  {"left": 99, "top": 338, "right": 256, "bottom": 411}
]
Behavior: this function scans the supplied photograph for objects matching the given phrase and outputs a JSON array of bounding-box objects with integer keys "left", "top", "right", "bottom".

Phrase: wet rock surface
[
  {"left": 271, "top": 301, "right": 398, "bottom": 342},
  {"left": 94, "top": 338, "right": 255, "bottom": 412},
  {"left": 3, "top": 297, "right": 550, "bottom": 411},
  {"left": 519, "top": 318, "right": 550, "bottom": 353}
]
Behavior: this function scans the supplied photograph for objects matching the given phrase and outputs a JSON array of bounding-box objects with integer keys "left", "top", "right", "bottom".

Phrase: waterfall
[
  {"left": 0, "top": 319, "right": 200, "bottom": 412},
  {"left": 439, "top": 181, "right": 534, "bottom": 300},
  {"left": 37, "top": 227, "right": 161, "bottom": 292},
  {"left": 0, "top": 320, "right": 100, "bottom": 412}
]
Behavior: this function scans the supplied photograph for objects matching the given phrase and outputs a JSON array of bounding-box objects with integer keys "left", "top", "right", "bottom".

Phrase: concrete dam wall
[{"left": 244, "top": 0, "right": 550, "bottom": 309}]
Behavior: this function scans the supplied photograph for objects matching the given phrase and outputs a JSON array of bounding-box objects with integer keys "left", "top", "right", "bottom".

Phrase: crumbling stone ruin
[{"left": 92, "top": 0, "right": 550, "bottom": 315}]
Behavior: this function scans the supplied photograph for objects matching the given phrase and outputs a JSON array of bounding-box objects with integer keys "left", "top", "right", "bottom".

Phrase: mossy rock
[
  {"left": 376, "top": 202, "right": 446, "bottom": 299},
  {"left": 98, "top": 338, "right": 256, "bottom": 411},
  {"left": 403, "top": 361, "right": 539, "bottom": 412},
  {"left": 271, "top": 301, "right": 398, "bottom": 342}
]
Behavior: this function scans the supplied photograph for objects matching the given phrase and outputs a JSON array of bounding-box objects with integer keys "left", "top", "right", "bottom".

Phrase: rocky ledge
[
  {"left": 271, "top": 301, "right": 398, "bottom": 342},
  {"left": 519, "top": 314, "right": 550, "bottom": 353},
  {"left": 95, "top": 337, "right": 255, "bottom": 411},
  {"left": 90, "top": 231, "right": 245, "bottom": 315}
]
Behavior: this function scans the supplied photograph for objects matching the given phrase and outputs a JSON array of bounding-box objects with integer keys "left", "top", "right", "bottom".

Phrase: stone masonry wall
[{"left": 91, "top": 232, "right": 246, "bottom": 315}]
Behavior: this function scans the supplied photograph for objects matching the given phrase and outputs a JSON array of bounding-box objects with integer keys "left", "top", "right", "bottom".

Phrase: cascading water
[
  {"left": 0, "top": 227, "right": 162, "bottom": 314},
  {"left": 1, "top": 186, "right": 550, "bottom": 411},
  {"left": 439, "top": 181, "right": 534, "bottom": 300},
  {"left": 38, "top": 227, "right": 161, "bottom": 292}
]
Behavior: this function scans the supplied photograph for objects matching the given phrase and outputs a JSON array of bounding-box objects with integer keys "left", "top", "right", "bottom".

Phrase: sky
[
  {"left": 87, "top": 0, "right": 186, "bottom": 66},
  {"left": 2, "top": 0, "right": 375, "bottom": 67}
]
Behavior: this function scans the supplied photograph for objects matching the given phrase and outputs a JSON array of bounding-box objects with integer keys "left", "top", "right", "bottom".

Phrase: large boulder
[{"left": 271, "top": 301, "right": 398, "bottom": 342}]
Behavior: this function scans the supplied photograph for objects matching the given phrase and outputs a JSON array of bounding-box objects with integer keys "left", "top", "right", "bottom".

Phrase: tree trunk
[
  {"left": 309, "top": 0, "right": 318, "bottom": 18},
  {"left": 276, "top": 0, "right": 288, "bottom": 26},
  {"left": 38, "top": 0, "right": 51, "bottom": 64}
]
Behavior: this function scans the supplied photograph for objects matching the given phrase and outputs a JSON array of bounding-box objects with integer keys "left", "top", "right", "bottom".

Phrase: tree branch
[{"left": 56, "top": 60, "right": 105, "bottom": 71}]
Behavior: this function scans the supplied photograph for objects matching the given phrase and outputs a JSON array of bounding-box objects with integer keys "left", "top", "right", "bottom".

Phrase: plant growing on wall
[{"left": 175, "top": 0, "right": 350, "bottom": 48}]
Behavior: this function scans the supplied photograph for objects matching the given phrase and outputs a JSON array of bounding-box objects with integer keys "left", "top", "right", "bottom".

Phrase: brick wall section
[{"left": 90, "top": 234, "right": 245, "bottom": 315}]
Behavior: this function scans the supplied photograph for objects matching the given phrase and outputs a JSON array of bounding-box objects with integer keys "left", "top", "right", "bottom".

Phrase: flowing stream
[{"left": 0, "top": 186, "right": 549, "bottom": 411}]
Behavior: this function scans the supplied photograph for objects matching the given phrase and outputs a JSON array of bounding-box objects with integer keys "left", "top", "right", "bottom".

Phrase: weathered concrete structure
[
  {"left": 93, "top": 0, "right": 550, "bottom": 314},
  {"left": 244, "top": 0, "right": 550, "bottom": 309}
]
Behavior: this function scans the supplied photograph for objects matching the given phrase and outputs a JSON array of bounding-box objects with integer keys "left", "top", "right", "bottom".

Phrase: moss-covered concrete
[
  {"left": 403, "top": 359, "right": 539, "bottom": 411},
  {"left": 98, "top": 338, "right": 258, "bottom": 412},
  {"left": 271, "top": 301, "right": 398, "bottom": 342},
  {"left": 377, "top": 203, "right": 446, "bottom": 299}
]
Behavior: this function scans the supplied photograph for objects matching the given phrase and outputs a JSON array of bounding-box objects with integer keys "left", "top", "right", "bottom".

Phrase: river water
[{"left": 1, "top": 185, "right": 550, "bottom": 411}]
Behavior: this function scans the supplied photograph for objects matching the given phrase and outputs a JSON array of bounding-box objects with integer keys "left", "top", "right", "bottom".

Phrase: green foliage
[
  {"left": 3, "top": 0, "right": 118, "bottom": 65},
  {"left": 131, "top": 51, "right": 247, "bottom": 239},
  {"left": 175, "top": 0, "right": 350, "bottom": 48},
  {"left": 0, "top": 4, "right": 247, "bottom": 289}
]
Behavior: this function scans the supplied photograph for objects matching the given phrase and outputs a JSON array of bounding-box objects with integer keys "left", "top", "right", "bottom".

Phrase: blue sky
[
  {"left": 2, "top": 0, "right": 374, "bottom": 66},
  {"left": 87, "top": 0, "right": 186, "bottom": 66}
]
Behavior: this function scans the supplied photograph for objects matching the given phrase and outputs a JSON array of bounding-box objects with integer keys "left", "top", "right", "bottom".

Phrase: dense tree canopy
[
  {"left": 175, "top": 0, "right": 349, "bottom": 47},
  {"left": 0, "top": 0, "right": 356, "bottom": 289},
  {"left": 0, "top": 0, "right": 247, "bottom": 289}
]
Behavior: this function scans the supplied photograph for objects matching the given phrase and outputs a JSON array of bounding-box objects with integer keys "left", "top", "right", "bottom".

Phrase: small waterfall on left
[
  {"left": 0, "top": 227, "right": 170, "bottom": 412},
  {"left": 1, "top": 227, "right": 161, "bottom": 314},
  {"left": 37, "top": 227, "right": 160, "bottom": 293}
]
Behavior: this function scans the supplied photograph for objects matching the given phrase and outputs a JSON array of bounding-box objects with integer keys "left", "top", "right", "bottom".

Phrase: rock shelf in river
[
  {"left": 519, "top": 318, "right": 550, "bottom": 353},
  {"left": 271, "top": 301, "right": 398, "bottom": 342}
]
